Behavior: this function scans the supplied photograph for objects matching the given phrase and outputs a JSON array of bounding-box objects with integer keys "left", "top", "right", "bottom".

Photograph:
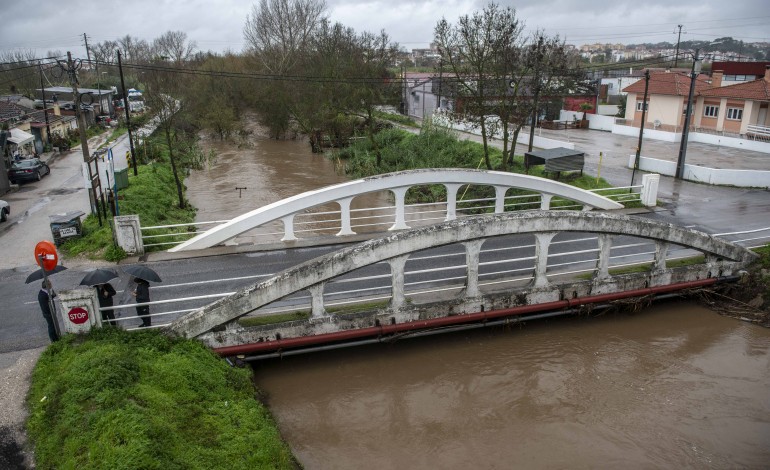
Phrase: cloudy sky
[{"left": 1, "top": 0, "right": 768, "bottom": 59}]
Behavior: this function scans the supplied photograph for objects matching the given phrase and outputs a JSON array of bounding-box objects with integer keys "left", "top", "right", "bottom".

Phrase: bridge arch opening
[{"left": 478, "top": 234, "right": 537, "bottom": 295}]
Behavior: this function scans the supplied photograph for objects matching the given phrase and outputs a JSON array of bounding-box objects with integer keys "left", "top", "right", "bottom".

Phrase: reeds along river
[{"left": 187, "top": 121, "right": 770, "bottom": 468}]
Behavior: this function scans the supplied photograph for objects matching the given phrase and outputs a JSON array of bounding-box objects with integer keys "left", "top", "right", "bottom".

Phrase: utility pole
[
  {"left": 117, "top": 51, "right": 138, "bottom": 176},
  {"left": 83, "top": 32, "right": 103, "bottom": 117},
  {"left": 674, "top": 25, "right": 683, "bottom": 68},
  {"left": 66, "top": 51, "right": 96, "bottom": 214},
  {"left": 38, "top": 62, "right": 51, "bottom": 146},
  {"left": 528, "top": 35, "right": 544, "bottom": 153},
  {"left": 676, "top": 49, "right": 701, "bottom": 180},
  {"left": 631, "top": 70, "right": 650, "bottom": 188}
]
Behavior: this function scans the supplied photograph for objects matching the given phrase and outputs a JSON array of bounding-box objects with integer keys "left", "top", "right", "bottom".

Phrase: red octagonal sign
[{"left": 68, "top": 307, "right": 89, "bottom": 325}]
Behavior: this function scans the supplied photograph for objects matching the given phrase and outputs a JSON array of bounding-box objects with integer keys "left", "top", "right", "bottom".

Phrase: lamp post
[{"left": 675, "top": 49, "right": 702, "bottom": 180}]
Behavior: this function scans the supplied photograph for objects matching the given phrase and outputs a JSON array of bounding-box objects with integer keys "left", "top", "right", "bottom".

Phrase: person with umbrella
[
  {"left": 131, "top": 277, "right": 151, "bottom": 327},
  {"left": 81, "top": 268, "right": 119, "bottom": 327},
  {"left": 122, "top": 265, "right": 161, "bottom": 328},
  {"left": 38, "top": 279, "right": 59, "bottom": 342}
]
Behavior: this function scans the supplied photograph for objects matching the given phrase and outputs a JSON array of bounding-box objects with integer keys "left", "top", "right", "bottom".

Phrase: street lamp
[{"left": 675, "top": 49, "right": 702, "bottom": 179}]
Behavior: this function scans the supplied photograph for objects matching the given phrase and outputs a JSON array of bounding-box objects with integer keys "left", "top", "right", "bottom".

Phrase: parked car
[
  {"left": 8, "top": 158, "right": 50, "bottom": 184},
  {"left": 0, "top": 200, "right": 8, "bottom": 222}
]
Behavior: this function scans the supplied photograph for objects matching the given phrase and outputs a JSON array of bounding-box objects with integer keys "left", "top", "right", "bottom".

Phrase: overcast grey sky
[{"left": 1, "top": 0, "right": 768, "bottom": 60}]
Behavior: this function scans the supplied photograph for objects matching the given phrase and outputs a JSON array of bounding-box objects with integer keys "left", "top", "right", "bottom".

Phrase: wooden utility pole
[
  {"left": 67, "top": 51, "right": 96, "bottom": 214},
  {"left": 674, "top": 25, "right": 683, "bottom": 68},
  {"left": 118, "top": 51, "right": 138, "bottom": 176},
  {"left": 38, "top": 62, "right": 51, "bottom": 145}
]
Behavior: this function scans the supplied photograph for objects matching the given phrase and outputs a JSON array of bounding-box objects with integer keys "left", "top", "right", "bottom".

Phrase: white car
[{"left": 0, "top": 200, "right": 9, "bottom": 222}]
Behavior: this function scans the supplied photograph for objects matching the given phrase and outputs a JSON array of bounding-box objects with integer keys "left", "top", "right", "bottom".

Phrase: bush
[{"left": 27, "top": 328, "right": 296, "bottom": 469}]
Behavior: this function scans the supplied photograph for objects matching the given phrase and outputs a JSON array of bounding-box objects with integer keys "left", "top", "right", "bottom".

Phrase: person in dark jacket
[
  {"left": 37, "top": 280, "right": 59, "bottom": 342},
  {"left": 131, "top": 277, "right": 151, "bottom": 327},
  {"left": 96, "top": 283, "right": 117, "bottom": 326}
]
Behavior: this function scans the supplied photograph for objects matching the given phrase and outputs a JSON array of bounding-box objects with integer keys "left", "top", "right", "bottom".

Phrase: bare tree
[
  {"left": 434, "top": 3, "right": 521, "bottom": 170},
  {"left": 152, "top": 31, "right": 197, "bottom": 63},
  {"left": 117, "top": 35, "right": 151, "bottom": 63},
  {"left": 243, "top": 0, "right": 327, "bottom": 74},
  {"left": 0, "top": 50, "right": 42, "bottom": 96}
]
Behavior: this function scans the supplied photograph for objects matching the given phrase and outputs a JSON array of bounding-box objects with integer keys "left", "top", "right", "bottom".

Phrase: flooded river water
[{"left": 188, "top": 122, "right": 770, "bottom": 468}]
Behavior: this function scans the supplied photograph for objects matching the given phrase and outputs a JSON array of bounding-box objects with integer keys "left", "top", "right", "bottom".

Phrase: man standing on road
[{"left": 38, "top": 280, "right": 59, "bottom": 342}]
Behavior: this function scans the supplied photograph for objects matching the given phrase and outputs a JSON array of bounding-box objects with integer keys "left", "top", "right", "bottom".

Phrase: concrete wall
[
  {"left": 627, "top": 154, "right": 770, "bottom": 188},
  {"left": 648, "top": 95, "right": 682, "bottom": 127},
  {"left": 613, "top": 124, "right": 681, "bottom": 142},
  {"left": 597, "top": 105, "right": 620, "bottom": 116}
]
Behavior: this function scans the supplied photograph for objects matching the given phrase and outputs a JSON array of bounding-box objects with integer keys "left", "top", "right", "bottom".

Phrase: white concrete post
[
  {"left": 389, "top": 187, "right": 410, "bottom": 231},
  {"left": 58, "top": 287, "right": 101, "bottom": 334},
  {"left": 336, "top": 197, "right": 356, "bottom": 236},
  {"left": 464, "top": 240, "right": 484, "bottom": 298},
  {"left": 113, "top": 215, "right": 144, "bottom": 255},
  {"left": 388, "top": 255, "right": 409, "bottom": 310},
  {"left": 444, "top": 183, "right": 463, "bottom": 221},
  {"left": 653, "top": 241, "right": 668, "bottom": 272},
  {"left": 595, "top": 234, "right": 612, "bottom": 280},
  {"left": 533, "top": 232, "right": 557, "bottom": 288},
  {"left": 494, "top": 186, "right": 508, "bottom": 213},
  {"left": 540, "top": 194, "right": 553, "bottom": 210},
  {"left": 280, "top": 214, "right": 297, "bottom": 241},
  {"left": 308, "top": 283, "right": 326, "bottom": 319},
  {"left": 641, "top": 173, "right": 660, "bottom": 207}
]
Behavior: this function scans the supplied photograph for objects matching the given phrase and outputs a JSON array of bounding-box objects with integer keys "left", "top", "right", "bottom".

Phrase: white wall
[
  {"left": 627, "top": 155, "right": 770, "bottom": 188},
  {"left": 597, "top": 105, "right": 619, "bottom": 116},
  {"left": 435, "top": 113, "right": 575, "bottom": 150},
  {"left": 689, "top": 132, "right": 770, "bottom": 154},
  {"left": 613, "top": 124, "right": 681, "bottom": 142},
  {"left": 588, "top": 114, "right": 615, "bottom": 131}
]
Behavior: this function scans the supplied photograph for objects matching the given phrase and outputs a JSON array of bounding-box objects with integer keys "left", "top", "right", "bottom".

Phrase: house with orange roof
[
  {"left": 618, "top": 66, "right": 770, "bottom": 151},
  {"left": 621, "top": 71, "right": 713, "bottom": 133},
  {"left": 693, "top": 67, "right": 770, "bottom": 138}
]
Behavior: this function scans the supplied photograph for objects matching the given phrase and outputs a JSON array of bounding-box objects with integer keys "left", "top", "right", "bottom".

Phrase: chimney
[
  {"left": 765, "top": 65, "right": 770, "bottom": 83},
  {"left": 712, "top": 70, "right": 723, "bottom": 88}
]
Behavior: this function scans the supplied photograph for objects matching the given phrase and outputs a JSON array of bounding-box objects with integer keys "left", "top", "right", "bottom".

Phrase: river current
[{"left": 187, "top": 119, "right": 770, "bottom": 468}]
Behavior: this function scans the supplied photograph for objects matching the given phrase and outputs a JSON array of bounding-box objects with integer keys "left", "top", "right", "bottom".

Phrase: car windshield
[{"left": 11, "top": 160, "right": 38, "bottom": 169}]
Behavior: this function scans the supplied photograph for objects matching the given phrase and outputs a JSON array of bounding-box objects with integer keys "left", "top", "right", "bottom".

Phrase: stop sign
[
  {"left": 67, "top": 307, "right": 89, "bottom": 325},
  {"left": 34, "top": 241, "right": 59, "bottom": 272}
]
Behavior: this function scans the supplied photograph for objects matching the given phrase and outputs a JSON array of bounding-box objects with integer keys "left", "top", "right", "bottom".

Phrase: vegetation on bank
[
  {"left": 60, "top": 135, "right": 196, "bottom": 262},
  {"left": 333, "top": 122, "right": 640, "bottom": 208},
  {"left": 27, "top": 328, "right": 295, "bottom": 470}
]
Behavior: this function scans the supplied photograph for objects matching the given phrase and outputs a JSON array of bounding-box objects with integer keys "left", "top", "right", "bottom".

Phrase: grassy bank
[
  {"left": 27, "top": 328, "right": 296, "bottom": 469},
  {"left": 333, "top": 123, "right": 639, "bottom": 208},
  {"left": 61, "top": 138, "right": 196, "bottom": 261}
]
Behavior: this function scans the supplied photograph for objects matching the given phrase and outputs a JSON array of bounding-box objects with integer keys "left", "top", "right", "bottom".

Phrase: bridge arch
[
  {"left": 169, "top": 169, "right": 623, "bottom": 252},
  {"left": 167, "top": 211, "right": 755, "bottom": 340}
]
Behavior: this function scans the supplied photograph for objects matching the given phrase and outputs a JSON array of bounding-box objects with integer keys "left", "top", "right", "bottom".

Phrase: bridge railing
[
  {"left": 120, "top": 170, "right": 656, "bottom": 254},
  {"left": 162, "top": 212, "right": 755, "bottom": 343},
  {"left": 100, "top": 223, "right": 769, "bottom": 331}
]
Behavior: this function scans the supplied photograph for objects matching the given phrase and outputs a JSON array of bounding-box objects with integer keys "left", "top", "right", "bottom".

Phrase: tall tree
[
  {"left": 434, "top": 3, "right": 520, "bottom": 170},
  {"left": 153, "top": 31, "right": 197, "bottom": 64}
]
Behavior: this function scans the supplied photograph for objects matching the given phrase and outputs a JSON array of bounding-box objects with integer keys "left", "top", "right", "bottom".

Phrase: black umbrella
[
  {"left": 25, "top": 265, "right": 68, "bottom": 284},
  {"left": 79, "top": 268, "right": 119, "bottom": 286},
  {"left": 122, "top": 265, "right": 162, "bottom": 283}
]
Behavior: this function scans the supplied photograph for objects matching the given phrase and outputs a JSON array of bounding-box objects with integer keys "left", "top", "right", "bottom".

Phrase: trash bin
[
  {"left": 114, "top": 168, "right": 129, "bottom": 190},
  {"left": 49, "top": 211, "right": 85, "bottom": 246}
]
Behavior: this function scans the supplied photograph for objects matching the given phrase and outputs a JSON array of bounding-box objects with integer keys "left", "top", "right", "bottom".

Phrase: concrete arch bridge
[
  {"left": 167, "top": 211, "right": 755, "bottom": 358},
  {"left": 166, "top": 169, "right": 639, "bottom": 252}
]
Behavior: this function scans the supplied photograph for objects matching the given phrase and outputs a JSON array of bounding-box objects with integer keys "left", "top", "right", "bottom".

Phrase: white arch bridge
[
  {"left": 166, "top": 169, "right": 633, "bottom": 252},
  {"left": 166, "top": 211, "right": 755, "bottom": 358}
]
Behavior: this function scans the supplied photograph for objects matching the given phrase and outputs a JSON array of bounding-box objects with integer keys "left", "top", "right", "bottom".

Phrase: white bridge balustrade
[
  {"left": 165, "top": 169, "right": 626, "bottom": 252},
  {"left": 165, "top": 211, "right": 756, "bottom": 350}
]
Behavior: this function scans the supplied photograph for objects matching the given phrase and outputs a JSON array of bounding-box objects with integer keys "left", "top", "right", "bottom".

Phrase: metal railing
[{"left": 140, "top": 185, "right": 644, "bottom": 250}]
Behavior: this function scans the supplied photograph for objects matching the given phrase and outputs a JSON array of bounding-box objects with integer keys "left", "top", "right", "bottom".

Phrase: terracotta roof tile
[
  {"left": 699, "top": 78, "right": 770, "bottom": 101},
  {"left": 622, "top": 71, "right": 712, "bottom": 96}
]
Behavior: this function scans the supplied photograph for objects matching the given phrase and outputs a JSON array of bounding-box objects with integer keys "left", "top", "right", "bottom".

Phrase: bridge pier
[
  {"left": 389, "top": 255, "right": 409, "bottom": 310},
  {"left": 533, "top": 232, "right": 557, "bottom": 288},
  {"left": 595, "top": 234, "right": 612, "bottom": 280},
  {"left": 444, "top": 184, "right": 463, "bottom": 221},
  {"left": 463, "top": 240, "right": 484, "bottom": 298},
  {"left": 389, "top": 187, "right": 410, "bottom": 231},
  {"left": 281, "top": 214, "right": 297, "bottom": 242},
  {"left": 336, "top": 197, "right": 356, "bottom": 236}
]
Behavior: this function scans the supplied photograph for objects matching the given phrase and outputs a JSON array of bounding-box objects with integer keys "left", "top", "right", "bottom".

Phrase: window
[
  {"left": 636, "top": 101, "right": 648, "bottom": 111},
  {"left": 704, "top": 105, "right": 719, "bottom": 118},
  {"left": 727, "top": 108, "right": 743, "bottom": 120}
]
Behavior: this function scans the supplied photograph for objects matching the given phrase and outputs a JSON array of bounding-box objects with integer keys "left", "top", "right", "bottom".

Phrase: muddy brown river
[{"left": 188, "top": 121, "right": 770, "bottom": 468}]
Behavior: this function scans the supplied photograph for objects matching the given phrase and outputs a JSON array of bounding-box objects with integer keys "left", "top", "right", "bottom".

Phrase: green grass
[
  {"left": 373, "top": 110, "right": 419, "bottom": 128},
  {"left": 667, "top": 255, "right": 706, "bottom": 268},
  {"left": 332, "top": 125, "right": 641, "bottom": 208},
  {"left": 238, "top": 311, "right": 310, "bottom": 327},
  {"left": 60, "top": 161, "right": 196, "bottom": 261},
  {"left": 26, "top": 328, "right": 296, "bottom": 469}
]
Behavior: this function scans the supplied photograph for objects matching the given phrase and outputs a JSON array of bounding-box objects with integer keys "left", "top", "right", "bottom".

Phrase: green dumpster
[{"left": 114, "top": 168, "right": 129, "bottom": 190}]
